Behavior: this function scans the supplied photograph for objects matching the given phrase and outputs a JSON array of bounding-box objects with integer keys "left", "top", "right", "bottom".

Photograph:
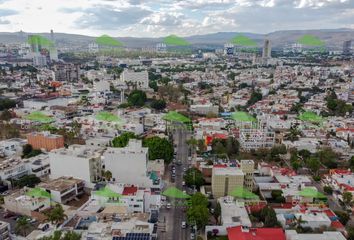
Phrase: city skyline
[{"left": 0, "top": 0, "right": 353, "bottom": 37}]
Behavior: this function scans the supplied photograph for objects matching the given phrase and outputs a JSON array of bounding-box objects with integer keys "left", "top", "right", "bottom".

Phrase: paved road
[{"left": 158, "top": 127, "right": 191, "bottom": 240}]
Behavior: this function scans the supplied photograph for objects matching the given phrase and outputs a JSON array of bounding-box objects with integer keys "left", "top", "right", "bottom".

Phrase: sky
[{"left": 0, "top": 0, "right": 353, "bottom": 37}]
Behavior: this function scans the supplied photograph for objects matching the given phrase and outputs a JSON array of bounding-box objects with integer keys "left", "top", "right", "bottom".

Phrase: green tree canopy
[
  {"left": 46, "top": 204, "right": 67, "bottom": 224},
  {"left": 112, "top": 132, "right": 137, "bottom": 147},
  {"left": 184, "top": 167, "right": 204, "bottom": 188},
  {"left": 127, "top": 90, "right": 147, "bottom": 107},
  {"left": 143, "top": 136, "right": 174, "bottom": 164},
  {"left": 187, "top": 204, "right": 209, "bottom": 229},
  {"left": 150, "top": 99, "right": 166, "bottom": 110}
]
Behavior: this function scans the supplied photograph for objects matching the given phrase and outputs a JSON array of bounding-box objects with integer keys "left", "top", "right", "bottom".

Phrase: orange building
[{"left": 27, "top": 131, "right": 64, "bottom": 151}]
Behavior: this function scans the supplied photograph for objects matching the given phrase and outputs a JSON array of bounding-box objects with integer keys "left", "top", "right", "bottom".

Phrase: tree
[
  {"left": 46, "top": 204, "right": 67, "bottom": 224},
  {"left": 15, "top": 216, "right": 31, "bottom": 236},
  {"left": 127, "top": 90, "right": 147, "bottom": 107},
  {"left": 258, "top": 206, "right": 280, "bottom": 227},
  {"left": 247, "top": 89, "right": 262, "bottom": 106},
  {"left": 0, "top": 98, "right": 16, "bottom": 111},
  {"left": 187, "top": 204, "right": 209, "bottom": 229},
  {"left": 14, "top": 174, "right": 41, "bottom": 188},
  {"left": 334, "top": 210, "right": 350, "bottom": 225},
  {"left": 184, "top": 168, "right": 204, "bottom": 188},
  {"left": 104, "top": 170, "right": 112, "bottom": 181},
  {"left": 306, "top": 157, "right": 320, "bottom": 175},
  {"left": 112, "top": 132, "right": 136, "bottom": 147},
  {"left": 150, "top": 99, "right": 166, "bottom": 110},
  {"left": 316, "top": 147, "right": 338, "bottom": 169},
  {"left": 323, "top": 186, "right": 333, "bottom": 195},
  {"left": 0, "top": 109, "right": 12, "bottom": 121},
  {"left": 39, "top": 231, "right": 81, "bottom": 240},
  {"left": 348, "top": 226, "right": 354, "bottom": 240},
  {"left": 143, "top": 136, "right": 174, "bottom": 164},
  {"left": 213, "top": 202, "right": 221, "bottom": 225},
  {"left": 298, "top": 149, "right": 311, "bottom": 160},
  {"left": 22, "top": 144, "right": 33, "bottom": 157},
  {"left": 343, "top": 192, "right": 353, "bottom": 205},
  {"left": 190, "top": 192, "right": 208, "bottom": 207}
]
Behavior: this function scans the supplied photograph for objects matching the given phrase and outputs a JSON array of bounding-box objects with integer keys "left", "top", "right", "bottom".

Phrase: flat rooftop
[{"left": 38, "top": 177, "right": 84, "bottom": 192}]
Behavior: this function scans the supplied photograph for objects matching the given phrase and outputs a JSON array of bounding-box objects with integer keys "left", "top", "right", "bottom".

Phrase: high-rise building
[
  {"left": 156, "top": 43, "right": 167, "bottom": 53},
  {"left": 224, "top": 43, "right": 235, "bottom": 56},
  {"left": 240, "top": 160, "right": 255, "bottom": 190},
  {"left": 49, "top": 29, "right": 58, "bottom": 62},
  {"left": 120, "top": 69, "right": 149, "bottom": 89},
  {"left": 212, "top": 167, "right": 244, "bottom": 198},
  {"left": 28, "top": 35, "right": 39, "bottom": 53},
  {"left": 343, "top": 40, "right": 352, "bottom": 55},
  {"left": 262, "top": 39, "right": 271, "bottom": 61}
]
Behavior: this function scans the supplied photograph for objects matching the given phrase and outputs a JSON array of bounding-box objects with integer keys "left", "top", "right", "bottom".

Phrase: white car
[
  {"left": 181, "top": 221, "right": 186, "bottom": 228},
  {"left": 166, "top": 203, "right": 171, "bottom": 209},
  {"left": 182, "top": 181, "right": 186, "bottom": 186}
]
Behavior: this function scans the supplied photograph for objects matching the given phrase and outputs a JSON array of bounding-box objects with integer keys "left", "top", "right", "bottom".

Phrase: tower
[
  {"left": 343, "top": 40, "right": 352, "bottom": 56},
  {"left": 262, "top": 39, "right": 271, "bottom": 59},
  {"left": 49, "top": 29, "right": 58, "bottom": 61}
]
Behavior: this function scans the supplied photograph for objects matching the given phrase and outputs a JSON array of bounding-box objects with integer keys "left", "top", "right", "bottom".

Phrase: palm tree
[
  {"left": 15, "top": 216, "right": 31, "bottom": 236},
  {"left": 186, "top": 138, "right": 198, "bottom": 159},
  {"left": 104, "top": 170, "right": 112, "bottom": 181},
  {"left": 46, "top": 204, "right": 67, "bottom": 225}
]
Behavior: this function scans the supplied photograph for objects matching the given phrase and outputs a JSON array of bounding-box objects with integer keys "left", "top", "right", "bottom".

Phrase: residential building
[
  {"left": 103, "top": 139, "right": 154, "bottom": 188},
  {"left": 49, "top": 145, "right": 103, "bottom": 188},
  {"left": 239, "top": 128, "right": 275, "bottom": 150},
  {"left": 212, "top": 166, "right": 244, "bottom": 198},
  {"left": 0, "top": 138, "right": 26, "bottom": 158},
  {"left": 3, "top": 188, "right": 51, "bottom": 217},
  {"left": 285, "top": 230, "right": 346, "bottom": 240},
  {"left": 227, "top": 226, "right": 285, "bottom": 240},
  {"left": 38, "top": 177, "right": 85, "bottom": 204},
  {"left": 0, "top": 221, "right": 10, "bottom": 240},
  {"left": 120, "top": 70, "right": 149, "bottom": 89},
  {"left": 27, "top": 131, "right": 64, "bottom": 151},
  {"left": 240, "top": 160, "right": 255, "bottom": 190},
  {"left": 190, "top": 104, "right": 219, "bottom": 116}
]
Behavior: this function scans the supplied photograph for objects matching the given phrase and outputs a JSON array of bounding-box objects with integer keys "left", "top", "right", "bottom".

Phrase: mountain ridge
[{"left": 0, "top": 28, "right": 353, "bottom": 49}]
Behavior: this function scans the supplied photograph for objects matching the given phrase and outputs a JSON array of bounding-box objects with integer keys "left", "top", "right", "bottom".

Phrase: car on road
[
  {"left": 0, "top": 191, "right": 9, "bottom": 196},
  {"left": 183, "top": 167, "right": 187, "bottom": 172},
  {"left": 190, "top": 233, "right": 195, "bottom": 239},
  {"left": 181, "top": 221, "right": 186, "bottom": 228},
  {"left": 182, "top": 181, "right": 186, "bottom": 186},
  {"left": 166, "top": 203, "right": 171, "bottom": 209}
]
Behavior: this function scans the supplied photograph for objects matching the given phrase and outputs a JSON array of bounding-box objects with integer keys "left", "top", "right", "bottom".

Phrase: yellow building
[
  {"left": 212, "top": 167, "right": 244, "bottom": 199},
  {"left": 240, "top": 160, "right": 255, "bottom": 190}
]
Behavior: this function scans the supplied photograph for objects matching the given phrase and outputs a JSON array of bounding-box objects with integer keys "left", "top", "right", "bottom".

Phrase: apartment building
[
  {"left": 27, "top": 131, "right": 64, "bottom": 151},
  {"left": 240, "top": 160, "right": 255, "bottom": 190},
  {"left": 103, "top": 139, "right": 154, "bottom": 188},
  {"left": 49, "top": 145, "right": 103, "bottom": 188},
  {"left": 3, "top": 188, "right": 51, "bottom": 217},
  {"left": 38, "top": 177, "right": 85, "bottom": 204},
  {"left": 120, "top": 70, "right": 149, "bottom": 89},
  {"left": 239, "top": 128, "right": 275, "bottom": 150},
  {"left": 212, "top": 166, "right": 244, "bottom": 198},
  {"left": 0, "top": 221, "right": 10, "bottom": 240},
  {"left": 0, "top": 138, "right": 26, "bottom": 158}
]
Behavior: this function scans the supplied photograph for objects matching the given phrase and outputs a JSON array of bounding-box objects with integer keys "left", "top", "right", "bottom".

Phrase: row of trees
[
  {"left": 0, "top": 98, "right": 16, "bottom": 111},
  {"left": 325, "top": 90, "right": 353, "bottom": 117},
  {"left": 187, "top": 193, "right": 210, "bottom": 229},
  {"left": 290, "top": 148, "right": 338, "bottom": 175}
]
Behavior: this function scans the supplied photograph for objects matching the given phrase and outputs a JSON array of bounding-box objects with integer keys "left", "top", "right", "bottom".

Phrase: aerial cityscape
[{"left": 0, "top": 0, "right": 354, "bottom": 240}]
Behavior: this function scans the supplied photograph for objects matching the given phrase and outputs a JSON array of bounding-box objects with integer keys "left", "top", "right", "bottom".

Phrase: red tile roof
[
  {"left": 122, "top": 186, "right": 138, "bottom": 196},
  {"left": 227, "top": 226, "right": 285, "bottom": 240}
]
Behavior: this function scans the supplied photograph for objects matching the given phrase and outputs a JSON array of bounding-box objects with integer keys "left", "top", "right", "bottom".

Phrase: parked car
[
  {"left": 181, "top": 221, "right": 186, "bottom": 228},
  {"left": 166, "top": 203, "right": 171, "bottom": 209}
]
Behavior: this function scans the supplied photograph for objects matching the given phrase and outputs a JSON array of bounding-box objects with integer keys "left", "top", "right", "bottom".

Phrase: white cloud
[{"left": 0, "top": 0, "right": 352, "bottom": 37}]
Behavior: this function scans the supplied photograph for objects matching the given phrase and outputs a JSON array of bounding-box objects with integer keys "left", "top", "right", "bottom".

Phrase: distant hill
[{"left": 0, "top": 28, "right": 353, "bottom": 49}]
